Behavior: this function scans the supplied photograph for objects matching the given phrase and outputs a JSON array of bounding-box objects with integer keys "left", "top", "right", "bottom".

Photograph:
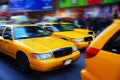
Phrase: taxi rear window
[{"left": 103, "top": 30, "right": 120, "bottom": 53}]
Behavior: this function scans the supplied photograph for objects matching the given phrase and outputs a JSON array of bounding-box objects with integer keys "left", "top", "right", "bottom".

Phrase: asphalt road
[{"left": 0, "top": 50, "right": 85, "bottom": 80}]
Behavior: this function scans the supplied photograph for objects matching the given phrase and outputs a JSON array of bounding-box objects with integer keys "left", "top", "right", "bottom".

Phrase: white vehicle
[
  {"left": 10, "top": 15, "right": 29, "bottom": 24},
  {"left": 35, "top": 22, "right": 55, "bottom": 32}
]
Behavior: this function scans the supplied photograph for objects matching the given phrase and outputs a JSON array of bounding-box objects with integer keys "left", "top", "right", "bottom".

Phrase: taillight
[{"left": 85, "top": 47, "right": 99, "bottom": 58}]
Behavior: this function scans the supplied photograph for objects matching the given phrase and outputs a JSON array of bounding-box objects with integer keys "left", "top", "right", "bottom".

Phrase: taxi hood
[
  {"left": 17, "top": 36, "right": 74, "bottom": 52},
  {"left": 52, "top": 31, "right": 93, "bottom": 38}
]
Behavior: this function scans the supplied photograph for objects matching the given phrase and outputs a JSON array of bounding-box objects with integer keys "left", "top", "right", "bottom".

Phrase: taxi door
[
  {"left": 0, "top": 26, "right": 6, "bottom": 52},
  {"left": 1, "top": 27, "right": 14, "bottom": 57}
]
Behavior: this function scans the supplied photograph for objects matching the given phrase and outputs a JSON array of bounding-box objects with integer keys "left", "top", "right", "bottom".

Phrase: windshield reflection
[
  {"left": 52, "top": 24, "right": 75, "bottom": 32},
  {"left": 13, "top": 26, "right": 50, "bottom": 40}
]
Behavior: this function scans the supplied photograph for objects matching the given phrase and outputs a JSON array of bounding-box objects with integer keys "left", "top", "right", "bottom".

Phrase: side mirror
[{"left": 4, "top": 35, "right": 12, "bottom": 40}]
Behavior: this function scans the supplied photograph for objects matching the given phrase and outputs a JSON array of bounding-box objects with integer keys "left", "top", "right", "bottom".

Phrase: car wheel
[{"left": 16, "top": 52, "right": 30, "bottom": 72}]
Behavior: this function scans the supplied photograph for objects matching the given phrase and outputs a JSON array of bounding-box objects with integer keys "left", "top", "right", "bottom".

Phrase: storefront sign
[
  {"left": 59, "top": 0, "right": 87, "bottom": 8},
  {"left": 9, "top": 0, "right": 53, "bottom": 13}
]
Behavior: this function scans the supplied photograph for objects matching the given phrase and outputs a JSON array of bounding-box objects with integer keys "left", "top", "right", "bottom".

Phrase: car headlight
[
  {"left": 72, "top": 46, "right": 78, "bottom": 52},
  {"left": 30, "top": 53, "right": 53, "bottom": 60},
  {"left": 72, "top": 38, "right": 84, "bottom": 42}
]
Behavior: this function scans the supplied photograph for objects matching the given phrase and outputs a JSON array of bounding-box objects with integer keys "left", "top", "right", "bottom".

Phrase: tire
[{"left": 16, "top": 52, "right": 30, "bottom": 72}]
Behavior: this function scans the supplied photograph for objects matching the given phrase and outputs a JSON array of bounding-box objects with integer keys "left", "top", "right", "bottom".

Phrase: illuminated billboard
[
  {"left": 9, "top": 0, "right": 53, "bottom": 13},
  {"left": 59, "top": 0, "right": 87, "bottom": 8},
  {"left": 103, "top": 0, "right": 116, "bottom": 4},
  {"left": 59, "top": 0, "right": 116, "bottom": 8},
  {"left": 87, "top": 0, "right": 102, "bottom": 5}
]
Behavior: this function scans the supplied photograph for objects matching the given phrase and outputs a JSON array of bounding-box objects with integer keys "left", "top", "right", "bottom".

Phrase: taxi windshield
[
  {"left": 13, "top": 26, "right": 50, "bottom": 40},
  {"left": 53, "top": 24, "right": 75, "bottom": 32}
]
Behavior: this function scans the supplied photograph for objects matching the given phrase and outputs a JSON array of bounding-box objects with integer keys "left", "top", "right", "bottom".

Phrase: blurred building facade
[{"left": 0, "top": 0, "right": 119, "bottom": 20}]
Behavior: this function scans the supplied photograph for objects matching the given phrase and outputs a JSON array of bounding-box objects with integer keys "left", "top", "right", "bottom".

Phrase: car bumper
[
  {"left": 81, "top": 69, "right": 97, "bottom": 80},
  {"left": 29, "top": 50, "right": 80, "bottom": 72},
  {"left": 75, "top": 41, "right": 91, "bottom": 49}
]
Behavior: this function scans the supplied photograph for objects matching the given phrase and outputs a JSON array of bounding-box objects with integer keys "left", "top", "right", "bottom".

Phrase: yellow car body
[
  {"left": 81, "top": 20, "right": 120, "bottom": 80},
  {"left": 0, "top": 24, "right": 80, "bottom": 72},
  {"left": 36, "top": 22, "right": 94, "bottom": 49},
  {"left": 74, "top": 28, "right": 95, "bottom": 36},
  {"left": 52, "top": 31, "right": 93, "bottom": 49},
  {"left": 36, "top": 22, "right": 95, "bottom": 36}
]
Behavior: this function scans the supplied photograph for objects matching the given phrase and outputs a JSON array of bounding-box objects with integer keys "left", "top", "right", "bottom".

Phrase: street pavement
[{"left": 0, "top": 50, "right": 85, "bottom": 80}]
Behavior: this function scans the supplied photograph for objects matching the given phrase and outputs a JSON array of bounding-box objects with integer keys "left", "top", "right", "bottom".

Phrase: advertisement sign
[
  {"left": 103, "top": 0, "right": 116, "bottom": 4},
  {"left": 59, "top": 0, "right": 87, "bottom": 8},
  {"left": 9, "top": 0, "right": 53, "bottom": 13},
  {"left": 87, "top": 0, "right": 102, "bottom": 5}
]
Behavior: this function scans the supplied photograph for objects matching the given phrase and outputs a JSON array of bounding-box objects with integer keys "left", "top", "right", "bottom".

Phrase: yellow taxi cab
[
  {"left": 36, "top": 22, "right": 95, "bottom": 36},
  {"left": 0, "top": 24, "right": 80, "bottom": 72},
  {"left": 81, "top": 20, "right": 120, "bottom": 80},
  {"left": 36, "top": 22, "right": 95, "bottom": 49},
  {"left": 74, "top": 28, "right": 95, "bottom": 36}
]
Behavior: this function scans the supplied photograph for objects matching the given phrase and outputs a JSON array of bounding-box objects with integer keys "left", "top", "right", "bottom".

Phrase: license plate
[{"left": 64, "top": 58, "right": 72, "bottom": 65}]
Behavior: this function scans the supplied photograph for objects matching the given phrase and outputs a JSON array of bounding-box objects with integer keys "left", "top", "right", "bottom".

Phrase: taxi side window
[
  {"left": 103, "top": 30, "right": 120, "bottom": 53},
  {"left": 3, "top": 27, "right": 12, "bottom": 39},
  {"left": 0, "top": 26, "right": 5, "bottom": 36}
]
